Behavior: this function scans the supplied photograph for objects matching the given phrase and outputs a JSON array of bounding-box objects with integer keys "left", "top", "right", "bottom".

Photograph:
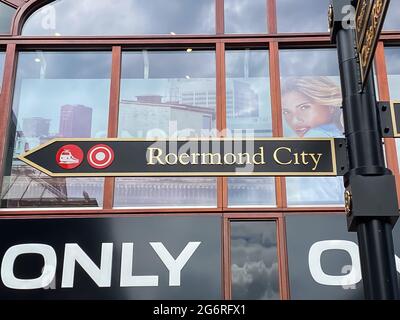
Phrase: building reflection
[
  {"left": 1, "top": 164, "right": 100, "bottom": 207},
  {"left": 2, "top": 62, "right": 271, "bottom": 208}
]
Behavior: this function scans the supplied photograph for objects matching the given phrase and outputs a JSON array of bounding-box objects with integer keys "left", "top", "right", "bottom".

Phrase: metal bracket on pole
[
  {"left": 346, "top": 175, "right": 399, "bottom": 231},
  {"left": 377, "top": 101, "right": 395, "bottom": 138}
]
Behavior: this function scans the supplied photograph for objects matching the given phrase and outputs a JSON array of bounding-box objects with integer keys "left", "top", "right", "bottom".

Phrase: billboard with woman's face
[
  {"left": 282, "top": 77, "right": 343, "bottom": 139},
  {"left": 280, "top": 50, "right": 345, "bottom": 206}
]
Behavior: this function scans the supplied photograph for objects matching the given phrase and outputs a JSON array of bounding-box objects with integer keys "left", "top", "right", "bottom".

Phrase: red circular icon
[
  {"left": 87, "top": 144, "right": 115, "bottom": 169},
  {"left": 56, "top": 145, "right": 84, "bottom": 170}
]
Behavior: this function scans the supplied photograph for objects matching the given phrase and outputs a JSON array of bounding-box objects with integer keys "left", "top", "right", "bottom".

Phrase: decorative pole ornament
[
  {"left": 344, "top": 190, "right": 353, "bottom": 214},
  {"left": 328, "top": 4, "right": 334, "bottom": 32}
]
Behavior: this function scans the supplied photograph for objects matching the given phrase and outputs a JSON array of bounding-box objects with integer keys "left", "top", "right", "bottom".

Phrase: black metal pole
[
  {"left": 357, "top": 220, "right": 399, "bottom": 298},
  {"left": 332, "top": 1, "right": 399, "bottom": 299}
]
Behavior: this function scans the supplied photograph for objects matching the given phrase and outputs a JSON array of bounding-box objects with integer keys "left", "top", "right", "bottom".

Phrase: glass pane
[
  {"left": 1, "top": 52, "right": 111, "bottom": 208},
  {"left": 277, "top": 0, "right": 330, "bottom": 33},
  {"left": 225, "top": 0, "right": 267, "bottom": 34},
  {"left": 386, "top": 48, "right": 400, "bottom": 100},
  {"left": 386, "top": 48, "right": 400, "bottom": 166},
  {"left": 0, "top": 2, "right": 15, "bottom": 34},
  {"left": 225, "top": 49, "right": 275, "bottom": 207},
  {"left": 226, "top": 50, "right": 272, "bottom": 136},
  {"left": 0, "top": 51, "right": 5, "bottom": 91},
  {"left": 22, "top": 0, "right": 215, "bottom": 36},
  {"left": 280, "top": 49, "right": 345, "bottom": 206},
  {"left": 114, "top": 50, "right": 217, "bottom": 208},
  {"left": 384, "top": 0, "right": 400, "bottom": 30},
  {"left": 231, "top": 221, "right": 279, "bottom": 300},
  {"left": 228, "top": 177, "right": 276, "bottom": 207},
  {"left": 285, "top": 215, "right": 362, "bottom": 299}
]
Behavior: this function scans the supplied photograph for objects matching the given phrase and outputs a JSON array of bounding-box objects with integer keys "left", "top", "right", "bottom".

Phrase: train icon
[
  {"left": 56, "top": 145, "right": 84, "bottom": 169},
  {"left": 59, "top": 150, "right": 80, "bottom": 164}
]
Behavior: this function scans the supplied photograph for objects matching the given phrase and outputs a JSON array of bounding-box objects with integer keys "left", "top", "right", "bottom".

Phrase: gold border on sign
[
  {"left": 359, "top": 0, "right": 390, "bottom": 85},
  {"left": 356, "top": 0, "right": 373, "bottom": 51},
  {"left": 17, "top": 138, "right": 340, "bottom": 177}
]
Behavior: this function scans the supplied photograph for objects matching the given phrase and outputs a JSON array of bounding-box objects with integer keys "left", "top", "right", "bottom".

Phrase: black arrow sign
[{"left": 17, "top": 138, "right": 348, "bottom": 177}]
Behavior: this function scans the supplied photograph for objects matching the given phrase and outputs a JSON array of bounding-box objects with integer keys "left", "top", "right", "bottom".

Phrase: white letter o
[
  {"left": 308, "top": 240, "right": 361, "bottom": 286},
  {"left": 1, "top": 244, "right": 57, "bottom": 290}
]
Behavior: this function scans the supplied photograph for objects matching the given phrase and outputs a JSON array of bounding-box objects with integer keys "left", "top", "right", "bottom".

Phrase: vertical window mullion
[
  {"left": 216, "top": 42, "right": 227, "bottom": 209},
  {"left": 0, "top": 43, "right": 16, "bottom": 188},
  {"left": 269, "top": 41, "right": 287, "bottom": 208},
  {"left": 216, "top": 0, "right": 225, "bottom": 35},
  {"left": 103, "top": 46, "right": 122, "bottom": 210},
  {"left": 223, "top": 217, "right": 232, "bottom": 299},
  {"left": 277, "top": 215, "right": 290, "bottom": 299},
  {"left": 267, "top": 0, "right": 277, "bottom": 34}
]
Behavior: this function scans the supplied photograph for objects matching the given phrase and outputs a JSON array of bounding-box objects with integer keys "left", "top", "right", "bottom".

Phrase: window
[
  {"left": 277, "top": 0, "right": 330, "bottom": 33},
  {"left": 0, "top": 51, "right": 5, "bottom": 91},
  {"left": 231, "top": 220, "right": 279, "bottom": 299},
  {"left": 1, "top": 51, "right": 112, "bottom": 208},
  {"left": 114, "top": 50, "right": 217, "bottom": 208},
  {"left": 280, "top": 49, "right": 344, "bottom": 206},
  {"left": 384, "top": 0, "right": 400, "bottom": 30},
  {"left": 224, "top": 0, "right": 267, "bottom": 34},
  {"left": 0, "top": 2, "right": 15, "bottom": 34},
  {"left": 385, "top": 47, "right": 400, "bottom": 166},
  {"left": 22, "top": 0, "right": 215, "bottom": 36},
  {"left": 285, "top": 214, "right": 363, "bottom": 299},
  {"left": 225, "top": 49, "right": 276, "bottom": 207},
  {"left": 386, "top": 47, "right": 400, "bottom": 99},
  {"left": 226, "top": 49, "right": 272, "bottom": 136}
]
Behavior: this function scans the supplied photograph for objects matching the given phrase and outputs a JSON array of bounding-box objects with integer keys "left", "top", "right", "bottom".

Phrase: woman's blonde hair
[{"left": 281, "top": 76, "right": 343, "bottom": 131}]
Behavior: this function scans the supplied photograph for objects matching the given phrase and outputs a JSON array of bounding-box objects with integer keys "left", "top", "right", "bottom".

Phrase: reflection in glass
[
  {"left": 285, "top": 215, "right": 363, "bottom": 300},
  {"left": 277, "top": 0, "right": 330, "bottom": 33},
  {"left": 225, "top": 0, "right": 267, "bottom": 34},
  {"left": 225, "top": 49, "right": 275, "bottom": 207},
  {"left": 280, "top": 49, "right": 344, "bottom": 206},
  {"left": 386, "top": 48, "right": 400, "bottom": 100},
  {"left": 114, "top": 50, "right": 217, "bottom": 208},
  {"left": 1, "top": 52, "right": 111, "bottom": 208},
  {"left": 231, "top": 221, "right": 279, "bottom": 300},
  {"left": 386, "top": 48, "right": 400, "bottom": 166},
  {"left": 0, "top": 51, "right": 5, "bottom": 91},
  {"left": 384, "top": 1, "right": 400, "bottom": 30},
  {"left": 226, "top": 50, "right": 272, "bottom": 136},
  {"left": 22, "top": 0, "right": 215, "bottom": 36},
  {"left": 0, "top": 2, "right": 15, "bottom": 34},
  {"left": 228, "top": 177, "right": 276, "bottom": 207}
]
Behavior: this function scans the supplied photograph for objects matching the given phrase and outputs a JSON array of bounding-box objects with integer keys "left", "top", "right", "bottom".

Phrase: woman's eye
[
  {"left": 300, "top": 104, "right": 311, "bottom": 111},
  {"left": 283, "top": 110, "right": 290, "bottom": 115}
]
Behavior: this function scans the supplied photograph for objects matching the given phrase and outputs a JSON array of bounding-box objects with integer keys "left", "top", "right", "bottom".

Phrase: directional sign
[
  {"left": 356, "top": 0, "right": 390, "bottom": 87},
  {"left": 18, "top": 138, "right": 348, "bottom": 177}
]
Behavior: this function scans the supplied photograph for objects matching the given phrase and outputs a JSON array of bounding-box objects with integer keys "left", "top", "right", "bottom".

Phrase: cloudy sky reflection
[
  {"left": 224, "top": 0, "right": 267, "bottom": 34},
  {"left": 22, "top": 0, "right": 215, "bottom": 35},
  {"left": 277, "top": 0, "right": 330, "bottom": 33},
  {"left": 231, "top": 221, "right": 279, "bottom": 300},
  {"left": 0, "top": 2, "right": 15, "bottom": 34}
]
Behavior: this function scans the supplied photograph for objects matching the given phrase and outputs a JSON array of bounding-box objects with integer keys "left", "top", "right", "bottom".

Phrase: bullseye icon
[{"left": 87, "top": 144, "right": 115, "bottom": 169}]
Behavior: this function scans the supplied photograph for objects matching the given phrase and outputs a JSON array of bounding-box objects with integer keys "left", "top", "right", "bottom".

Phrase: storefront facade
[{"left": 0, "top": 0, "right": 399, "bottom": 300}]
